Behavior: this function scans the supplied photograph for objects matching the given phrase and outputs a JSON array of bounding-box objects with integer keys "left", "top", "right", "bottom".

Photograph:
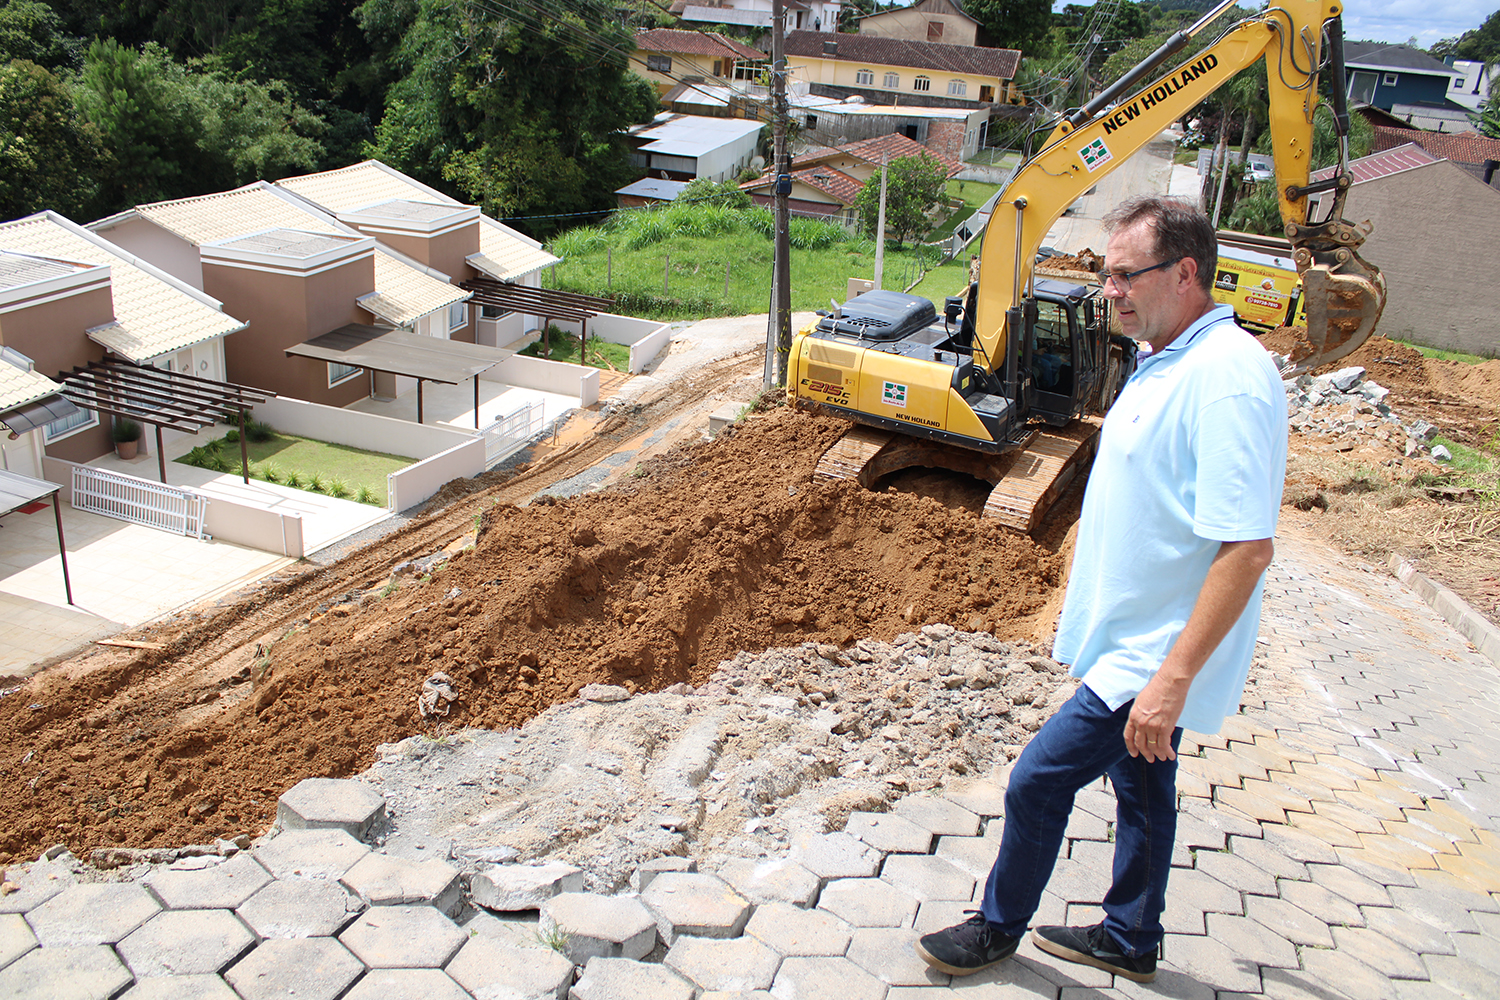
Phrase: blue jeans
[{"left": 978, "top": 684, "right": 1182, "bottom": 957}]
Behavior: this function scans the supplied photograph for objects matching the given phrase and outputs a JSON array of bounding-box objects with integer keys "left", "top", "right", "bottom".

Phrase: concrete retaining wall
[
  {"left": 253, "top": 396, "right": 471, "bottom": 460},
  {"left": 483, "top": 356, "right": 599, "bottom": 407},
  {"left": 550, "top": 313, "right": 671, "bottom": 374},
  {"left": 388, "top": 437, "right": 486, "bottom": 513}
]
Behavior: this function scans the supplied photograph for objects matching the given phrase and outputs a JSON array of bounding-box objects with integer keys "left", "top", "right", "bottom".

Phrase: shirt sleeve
[{"left": 1192, "top": 392, "right": 1282, "bottom": 542}]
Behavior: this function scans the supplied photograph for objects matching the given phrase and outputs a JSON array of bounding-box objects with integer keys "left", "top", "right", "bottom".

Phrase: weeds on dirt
[
  {"left": 378, "top": 580, "right": 399, "bottom": 599},
  {"left": 536, "top": 926, "right": 569, "bottom": 955}
]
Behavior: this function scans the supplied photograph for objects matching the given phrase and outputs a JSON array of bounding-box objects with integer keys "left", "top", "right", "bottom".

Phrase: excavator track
[{"left": 811, "top": 418, "right": 1102, "bottom": 534}]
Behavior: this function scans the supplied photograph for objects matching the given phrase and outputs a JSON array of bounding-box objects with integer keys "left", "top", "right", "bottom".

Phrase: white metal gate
[
  {"left": 483, "top": 400, "right": 545, "bottom": 468},
  {"left": 71, "top": 466, "right": 209, "bottom": 539}
]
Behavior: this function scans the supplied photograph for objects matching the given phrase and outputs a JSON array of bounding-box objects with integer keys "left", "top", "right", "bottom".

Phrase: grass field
[
  {"left": 1396, "top": 341, "right": 1495, "bottom": 364},
  {"left": 519, "top": 325, "right": 632, "bottom": 370},
  {"left": 177, "top": 431, "right": 412, "bottom": 505}
]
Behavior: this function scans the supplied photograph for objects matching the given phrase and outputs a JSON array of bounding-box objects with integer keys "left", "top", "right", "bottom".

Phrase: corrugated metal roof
[
  {"left": 0, "top": 359, "right": 63, "bottom": 413},
  {"left": 1311, "top": 142, "right": 1439, "bottom": 184},
  {"left": 631, "top": 113, "right": 764, "bottom": 156},
  {"left": 0, "top": 214, "right": 245, "bottom": 364},
  {"left": 473, "top": 219, "right": 558, "bottom": 282},
  {"left": 360, "top": 249, "right": 469, "bottom": 327},
  {"left": 132, "top": 184, "right": 342, "bottom": 245}
]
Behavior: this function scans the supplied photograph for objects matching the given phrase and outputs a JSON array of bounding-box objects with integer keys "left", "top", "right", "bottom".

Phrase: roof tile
[
  {"left": 635, "top": 28, "right": 765, "bottom": 61},
  {"left": 783, "top": 30, "right": 1018, "bottom": 79},
  {"left": 1371, "top": 126, "right": 1500, "bottom": 166}
]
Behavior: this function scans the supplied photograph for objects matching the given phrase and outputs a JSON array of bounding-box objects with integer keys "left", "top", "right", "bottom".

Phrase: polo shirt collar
[{"left": 1135, "top": 303, "right": 1236, "bottom": 373}]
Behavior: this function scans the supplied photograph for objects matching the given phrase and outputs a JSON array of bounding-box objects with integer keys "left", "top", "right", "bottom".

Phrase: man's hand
[{"left": 1124, "top": 537, "right": 1276, "bottom": 762}]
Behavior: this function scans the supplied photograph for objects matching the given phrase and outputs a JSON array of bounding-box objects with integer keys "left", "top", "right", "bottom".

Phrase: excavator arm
[{"left": 974, "top": 0, "right": 1385, "bottom": 375}]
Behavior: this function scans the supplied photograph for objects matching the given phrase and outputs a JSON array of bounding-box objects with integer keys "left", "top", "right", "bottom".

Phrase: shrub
[
  {"left": 207, "top": 453, "right": 233, "bottom": 474},
  {"left": 245, "top": 420, "right": 275, "bottom": 443},
  {"left": 308, "top": 473, "right": 325, "bottom": 493},
  {"left": 623, "top": 212, "right": 673, "bottom": 249},
  {"left": 112, "top": 418, "right": 142, "bottom": 443},
  {"left": 224, "top": 428, "right": 240, "bottom": 443},
  {"left": 284, "top": 471, "right": 302, "bottom": 488},
  {"left": 184, "top": 447, "right": 211, "bottom": 468},
  {"left": 328, "top": 478, "right": 351, "bottom": 499},
  {"left": 262, "top": 464, "right": 281, "bottom": 483},
  {"left": 356, "top": 485, "right": 377, "bottom": 504},
  {"left": 789, "top": 217, "right": 850, "bottom": 251},
  {"left": 548, "top": 226, "right": 609, "bottom": 258}
]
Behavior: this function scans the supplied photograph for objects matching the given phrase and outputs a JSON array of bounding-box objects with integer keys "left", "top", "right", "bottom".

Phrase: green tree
[
  {"left": 1473, "top": 90, "right": 1500, "bottom": 138},
  {"left": 854, "top": 153, "right": 948, "bottom": 248},
  {"left": 678, "top": 176, "right": 752, "bottom": 209},
  {"left": 1431, "top": 9, "right": 1500, "bottom": 63},
  {"left": 356, "top": 0, "right": 659, "bottom": 238},
  {"left": 0, "top": 0, "right": 80, "bottom": 68},
  {"left": 965, "top": 0, "right": 1053, "bottom": 54},
  {"left": 0, "top": 59, "right": 107, "bottom": 217}
]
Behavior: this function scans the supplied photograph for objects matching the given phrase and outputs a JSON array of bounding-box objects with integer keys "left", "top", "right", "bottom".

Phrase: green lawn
[
  {"left": 519, "top": 325, "right": 632, "bottom": 370},
  {"left": 1395, "top": 340, "right": 1495, "bottom": 364},
  {"left": 177, "top": 431, "right": 413, "bottom": 505},
  {"left": 946, "top": 179, "right": 1002, "bottom": 213}
]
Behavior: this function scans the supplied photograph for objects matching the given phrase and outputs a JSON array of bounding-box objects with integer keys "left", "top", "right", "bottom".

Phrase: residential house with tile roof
[
  {"left": 670, "top": 0, "right": 841, "bottom": 33},
  {"left": 91, "top": 182, "right": 472, "bottom": 406},
  {"left": 1342, "top": 42, "right": 1458, "bottom": 115},
  {"left": 782, "top": 30, "right": 1019, "bottom": 108},
  {"left": 1370, "top": 127, "right": 1500, "bottom": 188},
  {"left": 740, "top": 132, "right": 959, "bottom": 223},
  {"left": 632, "top": 29, "right": 766, "bottom": 98},
  {"left": 856, "top": 0, "right": 986, "bottom": 48},
  {"left": 1309, "top": 144, "right": 1500, "bottom": 355},
  {"left": 0, "top": 213, "right": 246, "bottom": 471}
]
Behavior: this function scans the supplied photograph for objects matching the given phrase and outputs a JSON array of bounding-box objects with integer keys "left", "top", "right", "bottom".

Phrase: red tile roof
[
  {"left": 1371, "top": 126, "right": 1500, "bottom": 166},
  {"left": 1311, "top": 142, "right": 1438, "bottom": 184},
  {"left": 742, "top": 166, "right": 864, "bottom": 204},
  {"left": 635, "top": 28, "right": 765, "bottom": 61},
  {"left": 814, "top": 133, "right": 963, "bottom": 177},
  {"left": 783, "top": 30, "right": 1019, "bottom": 79}
]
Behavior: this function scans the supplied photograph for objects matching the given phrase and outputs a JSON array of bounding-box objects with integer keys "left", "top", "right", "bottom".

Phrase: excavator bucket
[{"left": 1280, "top": 223, "right": 1388, "bottom": 377}]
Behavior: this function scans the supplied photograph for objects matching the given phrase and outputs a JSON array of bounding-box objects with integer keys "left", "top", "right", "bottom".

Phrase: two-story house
[
  {"left": 1344, "top": 42, "right": 1458, "bottom": 117},
  {"left": 670, "top": 0, "right": 841, "bottom": 33},
  {"left": 856, "top": 0, "right": 987, "bottom": 48},
  {"left": 632, "top": 28, "right": 766, "bottom": 98},
  {"left": 781, "top": 30, "right": 1018, "bottom": 109}
]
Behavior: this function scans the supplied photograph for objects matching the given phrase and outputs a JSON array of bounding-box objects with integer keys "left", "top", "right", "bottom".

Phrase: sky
[{"left": 1048, "top": 1, "right": 1495, "bottom": 49}]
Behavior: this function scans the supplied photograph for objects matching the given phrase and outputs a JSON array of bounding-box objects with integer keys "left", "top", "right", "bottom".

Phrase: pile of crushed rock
[
  {"left": 359, "top": 626, "right": 1078, "bottom": 893},
  {"left": 1278, "top": 362, "right": 1449, "bottom": 462}
]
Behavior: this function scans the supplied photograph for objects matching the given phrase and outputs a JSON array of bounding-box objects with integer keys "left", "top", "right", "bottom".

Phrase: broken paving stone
[
  {"left": 540, "top": 892, "right": 657, "bottom": 963},
  {"left": 1432, "top": 444, "right": 1453, "bottom": 462},
  {"left": 630, "top": 856, "right": 696, "bottom": 893},
  {"left": 580, "top": 683, "right": 630, "bottom": 703},
  {"left": 339, "top": 853, "right": 462, "bottom": 915},
  {"left": 276, "top": 778, "right": 387, "bottom": 840},
  {"left": 470, "top": 861, "right": 585, "bottom": 912},
  {"left": 144, "top": 854, "right": 272, "bottom": 910},
  {"left": 639, "top": 872, "right": 753, "bottom": 945},
  {"left": 1328, "top": 366, "right": 1365, "bottom": 392},
  {"left": 446, "top": 937, "right": 574, "bottom": 1000}
]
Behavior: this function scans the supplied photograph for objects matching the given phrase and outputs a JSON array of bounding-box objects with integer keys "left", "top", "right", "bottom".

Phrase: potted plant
[{"left": 112, "top": 418, "right": 142, "bottom": 460}]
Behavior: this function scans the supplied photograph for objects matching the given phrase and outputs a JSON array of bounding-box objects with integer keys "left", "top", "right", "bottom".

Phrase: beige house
[
  {"left": 0, "top": 213, "right": 246, "bottom": 475},
  {"left": 857, "top": 0, "right": 983, "bottom": 47},
  {"left": 632, "top": 29, "right": 766, "bottom": 97},
  {"left": 782, "top": 30, "right": 1018, "bottom": 108}
]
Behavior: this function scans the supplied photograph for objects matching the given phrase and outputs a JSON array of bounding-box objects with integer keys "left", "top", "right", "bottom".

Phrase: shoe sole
[
  {"left": 913, "top": 939, "right": 1015, "bottom": 977},
  {"left": 1031, "top": 929, "right": 1157, "bottom": 983}
]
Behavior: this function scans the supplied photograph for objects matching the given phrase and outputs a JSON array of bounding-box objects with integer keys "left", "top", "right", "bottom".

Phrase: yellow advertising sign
[{"left": 1211, "top": 244, "right": 1300, "bottom": 329}]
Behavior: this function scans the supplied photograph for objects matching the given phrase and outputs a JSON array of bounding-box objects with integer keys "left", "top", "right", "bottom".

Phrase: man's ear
[{"left": 1176, "top": 256, "right": 1199, "bottom": 292}]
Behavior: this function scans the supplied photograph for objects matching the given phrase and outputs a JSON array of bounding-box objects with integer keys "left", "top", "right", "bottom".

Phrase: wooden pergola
[
  {"left": 457, "top": 279, "right": 614, "bottom": 358},
  {"left": 56, "top": 360, "right": 275, "bottom": 484}
]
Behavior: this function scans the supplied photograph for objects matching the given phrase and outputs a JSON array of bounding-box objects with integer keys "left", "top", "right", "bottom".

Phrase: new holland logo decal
[
  {"left": 882, "top": 381, "right": 908, "bottom": 408},
  {"left": 1081, "top": 137, "right": 1112, "bottom": 172}
]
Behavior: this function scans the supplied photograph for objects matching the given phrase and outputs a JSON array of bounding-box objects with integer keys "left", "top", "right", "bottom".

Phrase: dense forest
[{"left": 2, "top": 0, "right": 1494, "bottom": 235}]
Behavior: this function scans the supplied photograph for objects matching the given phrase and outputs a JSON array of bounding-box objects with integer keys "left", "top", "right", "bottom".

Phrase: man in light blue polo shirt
[{"left": 917, "top": 196, "right": 1287, "bottom": 983}]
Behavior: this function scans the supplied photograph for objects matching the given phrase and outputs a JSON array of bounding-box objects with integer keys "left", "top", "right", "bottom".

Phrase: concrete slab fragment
[
  {"left": 894, "top": 796, "right": 982, "bottom": 837},
  {"left": 541, "top": 892, "right": 657, "bottom": 963},
  {"left": 340, "top": 852, "right": 462, "bottom": 915},
  {"left": 847, "top": 927, "right": 950, "bottom": 986},
  {"left": 745, "top": 902, "right": 853, "bottom": 957},
  {"left": 236, "top": 877, "right": 363, "bottom": 939},
  {"left": 640, "top": 872, "right": 753, "bottom": 945},
  {"left": 462, "top": 909, "right": 544, "bottom": 949},
  {"left": 0, "top": 862, "right": 75, "bottom": 914},
  {"left": 571, "top": 956, "right": 696, "bottom": 1000},
  {"left": 447, "top": 936, "right": 574, "bottom": 1000},
  {"left": 117, "top": 909, "right": 256, "bottom": 977},
  {"left": 24, "top": 882, "right": 161, "bottom": 947},
  {"left": 223, "top": 937, "right": 364, "bottom": 1000},
  {"left": 715, "top": 857, "right": 820, "bottom": 907},
  {"left": 342, "top": 968, "right": 475, "bottom": 1000},
  {"left": 471, "top": 862, "right": 585, "bottom": 912},
  {"left": 277, "top": 777, "right": 387, "bottom": 840},
  {"left": 769, "top": 955, "right": 886, "bottom": 1000},
  {"left": 252, "top": 828, "right": 370, "bottom": 880},
  {"left": 846, "top": 811, "right": 934, "bottom": 854},
  {"left": 340, "top": 903, "right": 467, "bottom": 968},
  {"left": 118, "top": 975, "right": 238, "bottom": 999},
  {"left": 0, "top": 913, "right": 37, "bottom": 971},
  {"left": 788, "top": 832, "right": 881, "bottom": 882},
  {"left": 665, "top": 935, "right": 782, "bottom": 992},
  {"left": 817, "top": 877, "right": 918, "bottom": 928},
  {"left": 0, "top": 945, "right": 133, "bottom": 1000},
  {"left": 940, "top": 779, "right": 1007, "bottom": 819},
  {"left": 630, "top": 856, "right": 696, "bottom": 893},
  {"left": 144, "top": 854, "right": 273, "bottom": 910},
  {"left": 880, "top": 855, "right": 977, "bottom": 903}
]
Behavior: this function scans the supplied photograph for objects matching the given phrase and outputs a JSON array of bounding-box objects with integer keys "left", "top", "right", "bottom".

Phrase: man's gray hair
[{"left": 1101, "top": 196, "right": 1217, "bottom": 295}]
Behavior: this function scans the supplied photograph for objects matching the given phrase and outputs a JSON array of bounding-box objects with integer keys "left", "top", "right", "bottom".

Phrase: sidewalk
[{"left": 1, "top": 524, "right": 1496, "bottom": 998}]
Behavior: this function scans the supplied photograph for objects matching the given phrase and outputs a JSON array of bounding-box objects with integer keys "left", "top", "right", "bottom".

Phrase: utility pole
[
  {"left": 765, "top": 0, "right": 792, "bottom": 388},
  {"left": 873, "top": 155, "right": 888, "bottom": 289}
]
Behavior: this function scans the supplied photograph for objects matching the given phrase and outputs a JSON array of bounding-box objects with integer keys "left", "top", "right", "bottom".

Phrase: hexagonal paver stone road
[
  {"left": 715, "top": 858, "right": 821, "bottom": 907},
  {"left": 665, "top": 935, "right": 783, "bottom": 992},
  {"left": 22, "top": 883, "right": 161, "bottom": 947},
  {"left": 470, "top": 862, "right": 585, "bottom": 912},
  {"left": 845, "top": 812, "right": 934, "bottom": 855},
  {"left": 817, "top": 878, "right": 918, "bottom": 928},
  {"left": 117, "top": 909, "right": 256, "bottom": 978},
  {"left": 880, "top": 855, "right": 977, "bottom": 903},
  {"left": 117, "top": 975, "right": 239, "bottom": 998},
  {"left": 771, "top": 955, "right": 887, "bottom": 1000},
  {"left": 745, "top": 902, "right": 853, "bottom": 957},
  {"left": 340, "top": 853, "right": 462, "bottom": 915},
  {"left": 847, "top": 926, "right": 950, "bottom": 986},
  {"left": 571, "top": 956, "right": 696, "bottom": 1000},
  {"left": 0, "top": 912, "right": 37, "bottom": 969},
  {"left": 640, "top": 872, "right": 753, "bottom": 945},
  {"left": 276, "top": 778, "right": 387, "bottom": 839},
  {"left": 894, "top": 795, "right": 983, "bottom": 837},
  {"left": 787, "top": 832, "right": 881, "bottom": 882},
  {"left": 340, "top": 904, "right": 467, "bottom": 968},
  {"left": 237, "top": 879, "right": 364, "bottom": 939},
  {"left": 446, "top": 936, "right": 574, "bottom": 1000},
  {"left": 223, "top": 937, "right": 365, "bottom": 1000},
  {"left": 540, "top": 892, "right": 656, "bottom": 963},
  {"left": 0, "top": 945, "right": 133, "bottom": 1000},
  {"left": 252, "top": 828, "right": 370, "bottom": 880},
  {"left": 342, "top": 968, "right": 474, "bottom": 1000},
  {"left": 144, "top": 855, "right": 273, "bottom": 910}
]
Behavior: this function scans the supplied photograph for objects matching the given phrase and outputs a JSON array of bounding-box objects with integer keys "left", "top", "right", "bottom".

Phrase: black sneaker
[
  {"left": 1031, "top": 922, "right": 1158, "bottom": 983},
  {"left": 914, "top": 911, "right": 1020, "bottom": 976}
]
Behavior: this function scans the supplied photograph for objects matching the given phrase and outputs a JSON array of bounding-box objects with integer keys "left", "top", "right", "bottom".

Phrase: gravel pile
[
  {"left": 1281, "top": 364, "right": 1449, "bottom": 461},
  {"left": 360, "top": 626, "right": 1078, "bottom": 893}
]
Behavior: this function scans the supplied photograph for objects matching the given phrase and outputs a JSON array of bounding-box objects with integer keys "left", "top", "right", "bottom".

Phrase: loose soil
[{"left": 3, "top": 327, "right": 1497, "bottom": 868}]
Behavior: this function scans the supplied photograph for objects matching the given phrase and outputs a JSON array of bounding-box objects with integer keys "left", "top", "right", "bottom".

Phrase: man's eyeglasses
[{"left": 1095, "top": 258, "right": 1181, "bottom": 292}]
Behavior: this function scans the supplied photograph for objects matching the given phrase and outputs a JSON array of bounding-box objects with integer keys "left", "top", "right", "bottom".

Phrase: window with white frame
[
  {"left": 329, "top": 361, "right": 361, "bottom": 387},
  {"left": 1455, "top": 77, "right": 1465, "bottom": 88},
  {"left": 883, "top": 71, "right": 899, "bottom": 89},
  {"left": 448, "top": 300, "right": 467, "bottom": 331},
  {"left": 856, "top": 68, "right": 873, "bottom": 85},
  {"left": 913, "top": 75, "right": 931, "bottom": 92},
  {"left": 1383, "top": 72, "right": 1399, "bottom": 86},
  {"left": 43, "top": 406, "right": 96, "bottom": 442},
  {"left": 647, "top": 54, "right": 671, "bottom": 73},
  {"left": 948, "top": 79, "right": 967, "bottom": 97}
]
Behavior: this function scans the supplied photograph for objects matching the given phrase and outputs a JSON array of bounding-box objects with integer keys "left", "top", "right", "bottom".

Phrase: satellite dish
[{"left": 750, "top": 155, "right": 765, "bottom": 171}]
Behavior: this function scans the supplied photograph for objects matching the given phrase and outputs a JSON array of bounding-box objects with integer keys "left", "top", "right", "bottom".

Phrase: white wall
[
  {"left": 548, "top": 313, "right": 671, "bottom": 373},
  {"left": 253, "top": 395, "right": 473, "bottom": 459},
  {"left": 388, "top": 437, "right": 486, "bottom": 512},
  {"left": 483, "top": 355, "right": 600, "bottom": 406},
  {"left": 0, "top": 428, "right": 44, "bottom": 479}
]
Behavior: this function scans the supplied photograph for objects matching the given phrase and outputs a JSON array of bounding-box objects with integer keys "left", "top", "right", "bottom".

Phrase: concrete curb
[{"left": 1388, "top": 553, "right": 1500, "bottom": 665}]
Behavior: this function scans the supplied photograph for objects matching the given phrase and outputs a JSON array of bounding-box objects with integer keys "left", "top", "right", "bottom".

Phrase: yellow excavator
[{"left": 789, "top": 0, "right": 1385, "bottom": 533}]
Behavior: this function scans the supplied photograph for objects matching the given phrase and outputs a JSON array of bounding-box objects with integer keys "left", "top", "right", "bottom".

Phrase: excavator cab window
[{"left": 1030, "top": 299, "right": 1076, "bottom": 398}]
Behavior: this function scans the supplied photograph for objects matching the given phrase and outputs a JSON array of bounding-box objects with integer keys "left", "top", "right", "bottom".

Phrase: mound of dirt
[{"left": 0, "top": 409, "right": 1068, "bottom": 863}]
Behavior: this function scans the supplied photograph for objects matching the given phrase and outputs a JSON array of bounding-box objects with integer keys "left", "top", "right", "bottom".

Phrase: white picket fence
[
  {"left": 482, "top": 400, "right": 545, "bottom": 468},
  {"left": 71, "top": 466, "right": 209, "bottom": 539}
]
